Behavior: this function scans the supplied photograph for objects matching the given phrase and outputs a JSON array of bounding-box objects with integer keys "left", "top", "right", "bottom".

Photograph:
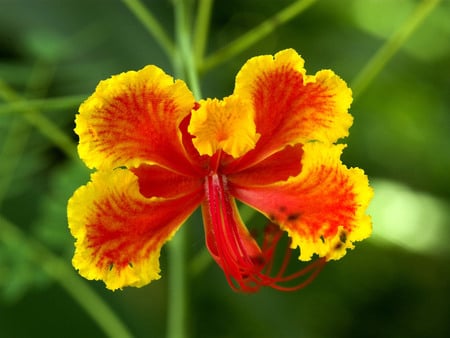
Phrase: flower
[{"left": 68, "top": 49, "right": 373, "bottom": 292}]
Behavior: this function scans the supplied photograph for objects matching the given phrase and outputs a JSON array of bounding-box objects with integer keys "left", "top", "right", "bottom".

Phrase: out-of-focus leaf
[
  {"left": 0, "top": 160, "right": 89, "bottom": 302},
  {"left": 23, "top": 30, "right": 67, "bottom": 62},
  {"left": 32, "top": 159, "right": 90, "bottom": 254},
  {"left": 352, "top": 0, "right": 450, "bottom": 61},
  {"left": 347, "top": 71, "right": 450, "bottom": 197},
  {"left": 369, "top": 179, "right": 450, "bottom": 255},
  {"left": 0, "top": 243, "right": 49, "bottom": 302}
]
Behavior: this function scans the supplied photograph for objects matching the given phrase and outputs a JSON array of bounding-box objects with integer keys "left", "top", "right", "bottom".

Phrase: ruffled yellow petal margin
[
  {"left": 75, "top": 65, "right": 195, "bottom": 173},
  {"left": 287, "top": 143, "right": 373, "bottom": 261},
  {"left": 68, "top": 169, "right": 202, "bottom": 290},
  {"left": 231, "top": 142, "right": 373, "bottom": 261},
  {"left": 188, "top": 96, "right": 260, "bottom": 158}
]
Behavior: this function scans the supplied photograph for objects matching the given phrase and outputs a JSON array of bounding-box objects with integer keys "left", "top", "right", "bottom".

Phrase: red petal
[
  {"left": 131, "top": 164, "right": 203, "bottom": 198},
  {"left": 225, "top": 144, "right": 303, "bottom": 186},
  {"left": 232, "top": 49, "right": 353, "bottom": 167}
]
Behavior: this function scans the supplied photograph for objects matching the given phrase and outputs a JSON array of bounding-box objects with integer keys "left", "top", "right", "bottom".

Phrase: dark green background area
[{"left": 0, "top": 0, "right": 449, "bottom": 337}]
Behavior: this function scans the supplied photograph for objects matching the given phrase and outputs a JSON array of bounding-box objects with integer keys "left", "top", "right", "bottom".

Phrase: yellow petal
[{"left": 188, "top": 96, "right": 260, "bottom": 158}]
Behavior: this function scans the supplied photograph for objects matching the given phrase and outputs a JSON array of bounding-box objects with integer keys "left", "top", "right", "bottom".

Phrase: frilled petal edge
[
  {"left": 230, "top": 142, "right": 373, "bottom": 261},
  {"left": 67, "top": 169, "right": 203, "bottom": 290},
  {"left": 75, "top": 65, "right": 196, "bottom": 174}
]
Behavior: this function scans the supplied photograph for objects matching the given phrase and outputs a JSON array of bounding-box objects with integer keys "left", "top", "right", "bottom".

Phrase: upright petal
[
  {"left": 75, "top": 65, "right": 197, "bottom": 174},
  {"left": 68, "top": 169, "right": 203, "bottom": 290},
  {"left": 233, "top": 49, "right": 353, "bottom": 167},
  {"left": 231, "top": 142, "right": 373, "bottom": 261},
  {"left": 188, "top": 96, "right": 260, "bottom": 158}
]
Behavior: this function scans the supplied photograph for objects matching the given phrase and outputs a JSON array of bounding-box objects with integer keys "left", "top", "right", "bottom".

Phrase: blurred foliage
[{"left": 0, "top": 0, "right": 449, "bottom": 337}]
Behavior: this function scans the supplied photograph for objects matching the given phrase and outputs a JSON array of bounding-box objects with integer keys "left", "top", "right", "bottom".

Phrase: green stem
[
  {"left": 188, "top": 247, "right": 211, "bottom": 279},
  {"left": 175, "top": 0, "right": 203, "bottom": 99},
  {"left": 0, "top": 94, "right": 86, "bottom": 115},
  {"left": 22, "top": 111, "right": 78, "bottom": 160},
  {"left": 200, "top": 0, "right": 317, "bottom": 73},
  {"left": 165, "top": 2, "right": 205, "bottom": 338},
  {"left": 166, "top": 3, "right": 190, "bottom": 338},
  {"left": 122, "top": 0, "right": 175, "bottom": 59},
  {"left": 0, "top": 215, "right": 133, "bottom": 338},
  {"left": 351, "top": 0, "right": 441, "bottom": 99},
  {"left": 167, "top": 225, "right": 189, "bottom": 338},
  {"left": 193, "top": 0, "right": 214, "bottom": 65}
]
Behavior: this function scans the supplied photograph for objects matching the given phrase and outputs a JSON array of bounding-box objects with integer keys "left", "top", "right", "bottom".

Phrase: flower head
[{"left": 68, "top": 49, "right": 373, "bottom": 292}]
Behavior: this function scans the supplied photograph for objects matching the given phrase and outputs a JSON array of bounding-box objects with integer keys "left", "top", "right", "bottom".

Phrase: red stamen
[{"left": 203, "top": 174, "right": 325, "bottom": 293}]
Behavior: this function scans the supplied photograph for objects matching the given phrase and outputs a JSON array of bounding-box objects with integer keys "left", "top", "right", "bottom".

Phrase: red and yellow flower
[{"left": 68, "top": 49, "right": 373, "bottom": 292}]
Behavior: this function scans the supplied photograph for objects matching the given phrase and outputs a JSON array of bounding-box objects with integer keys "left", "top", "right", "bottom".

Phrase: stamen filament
[{"left": 204, "top": 174, "right": 325, "bottom": 292}]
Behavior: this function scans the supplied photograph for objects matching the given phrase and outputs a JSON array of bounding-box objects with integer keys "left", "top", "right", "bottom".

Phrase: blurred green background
[{"left": 0, "top": 0, "right": 449, "bottom": 337}]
